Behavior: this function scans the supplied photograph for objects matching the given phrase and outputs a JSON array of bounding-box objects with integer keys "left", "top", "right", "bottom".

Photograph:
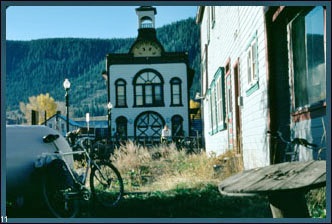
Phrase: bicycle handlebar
[
  {"left": 75, "top": 137, "right": 95, "bottom": 150},
  {"left": 292, "top": 138, "right": 317, "bottom": 148},
  {"left": 267, "top": 130, "right": 317, "bottom": 148}
]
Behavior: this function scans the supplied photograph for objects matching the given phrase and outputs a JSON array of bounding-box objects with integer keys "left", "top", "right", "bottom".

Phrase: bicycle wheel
[
  {"left": 90, "top": 161, "right": 124, "bottom": 207},
  {"left": 41, "top": 159, "right": 79, "bottom": 218}
]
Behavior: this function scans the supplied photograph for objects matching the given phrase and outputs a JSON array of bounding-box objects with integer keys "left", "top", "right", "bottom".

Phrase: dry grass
[
  {"left": 108, "top": 141, "right": 326, "bottom": 218},
  {"left": 110, "top": 141, "right": 243, "bottom": 192}
]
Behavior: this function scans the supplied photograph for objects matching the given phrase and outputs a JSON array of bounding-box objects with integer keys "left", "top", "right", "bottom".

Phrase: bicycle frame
[
  {"left": 40, "top": 134, "right": 124, "bottom": 217},
  {"left": 41, "top": 137, "right": 98, "bottom": 201},
  {"left": 268, "top": 130, "right": 319, "bottom": 162}
]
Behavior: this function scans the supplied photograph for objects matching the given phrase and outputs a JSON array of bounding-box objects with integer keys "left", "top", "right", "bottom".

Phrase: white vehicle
[
  {"left": 6, "top": 125, "right": 123, "bottom": 218},
  {"left": 6, "top": 125, "right": 74, "bottom": 211}
]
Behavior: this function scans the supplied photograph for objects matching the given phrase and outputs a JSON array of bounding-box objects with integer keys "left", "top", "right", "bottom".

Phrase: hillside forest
[{"left": 5, "top": 18, "right": 200, "bottom": 120}]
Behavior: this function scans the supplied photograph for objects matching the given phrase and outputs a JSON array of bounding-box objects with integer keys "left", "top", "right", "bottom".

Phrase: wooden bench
[{"left": 218, "top": 160, "right": 326, "bottom": 218}]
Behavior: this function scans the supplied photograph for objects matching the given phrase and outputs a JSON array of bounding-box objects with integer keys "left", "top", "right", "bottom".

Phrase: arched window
[
  {"left": 133, "top": 69, "right": 164, "bottom": 107},
  {"left": 134, "top": 111, "right": 164, "bottom": 143},
  {"left": 170, "top": 78, "right": 182, "bottom": 106},
  {"left": 171, "top": 115, "right": 184, "bottom": 138},
  {"left": 141, "top": 16, "right": 153, "bottom": 28},
  {"left": 116, "top": 116, "right": 128, "bottom": 140},
  {"left": 115, "top": 79, "right": 127, "bottom": 107}
]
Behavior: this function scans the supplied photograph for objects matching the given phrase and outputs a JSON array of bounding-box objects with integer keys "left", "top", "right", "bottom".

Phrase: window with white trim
[
  {"left": 170, "top": 78, "right": 182, "bottom": 106},
  {"left": 207, "top": 89, "right": 212, "bottom": 134},
  {"left": 207, "top": 67, "right": 226, "bottom": 135},
  {"left": 216, "top": 76, "right": 222, "bottom": 128},
  {"left": 216, "top": 67, "right": 226, "bottom": 130},
  {"left": 247, "top": 36, "right": 258, "bottom": 84},
  {"left": 211, "top": 83, "right": 217, "bottom": 133}
]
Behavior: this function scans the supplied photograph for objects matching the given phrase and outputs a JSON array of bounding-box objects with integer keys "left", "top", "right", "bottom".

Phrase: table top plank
[
  {"left": 244, "top": 161, "right": 324, "bottom": 192},
  {"left": 241, "top": 162, "right": 312, "bottom": 192},
  {"left": 219, "top": 161, "right": 326, "bottom": 195}
]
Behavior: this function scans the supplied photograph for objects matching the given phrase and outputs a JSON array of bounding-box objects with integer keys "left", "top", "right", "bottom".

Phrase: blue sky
[{"left": 6, "top": 5, "right": 198, "bottom": 40}]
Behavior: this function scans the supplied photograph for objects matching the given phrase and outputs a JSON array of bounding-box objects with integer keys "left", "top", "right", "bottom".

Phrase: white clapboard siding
[{"left": 200, "top": 6, "right": 269, "bottom": 169}]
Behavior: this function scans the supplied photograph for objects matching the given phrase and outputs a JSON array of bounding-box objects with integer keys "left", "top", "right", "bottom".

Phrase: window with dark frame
[
  {"left": 133, "top": 69, "right": 164, "bottom": 107},
  {"left": 116, "top": 116, "right": 128, "bottom": 140},
  {"left": 289, "top": 6, "right": 326, "bottom": 111},
  {"left": 171, "top": 115, "right": 184, "bottom": 138},
  {"left": 115, "top": 79, "right": 127, "bottom": 107},
  {"left": 170, "top": 78, "right": 182, "bottom": 106}
]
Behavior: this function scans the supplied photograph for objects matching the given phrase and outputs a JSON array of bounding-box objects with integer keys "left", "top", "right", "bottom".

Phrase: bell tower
[
  {"left": 105, "top": 5, "right": 194, "bottom": 146},
  {"left": 136, "top": 6, "right": 157, "bottom": 29},
  {"left": 129, "top": 6, "right": 164, "bottom": 56}
]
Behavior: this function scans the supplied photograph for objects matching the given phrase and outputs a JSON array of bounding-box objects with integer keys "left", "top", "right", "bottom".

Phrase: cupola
[{"left": 136, "top": 6, "right": 157, "bottom": 29}]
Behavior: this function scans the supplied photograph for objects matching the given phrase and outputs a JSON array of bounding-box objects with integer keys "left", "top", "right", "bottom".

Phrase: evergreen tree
[{"left": 6, "top": 18, "right": 200, "bottom": 118}]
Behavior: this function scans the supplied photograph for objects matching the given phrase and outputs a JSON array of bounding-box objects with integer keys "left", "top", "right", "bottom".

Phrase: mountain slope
[{"left": 5, "top": 18, "right": 200, "bottom": 117}]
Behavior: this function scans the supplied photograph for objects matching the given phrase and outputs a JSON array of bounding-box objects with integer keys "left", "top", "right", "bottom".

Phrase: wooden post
[
  {"left": 31, "top": 110, "right": 39, "bottom": 125},
  {"left": 268, "top": 190, "right": 310, "bottom": 218},
  {"left": 44, "top": 111, "right": 47, "bottom": 126}
]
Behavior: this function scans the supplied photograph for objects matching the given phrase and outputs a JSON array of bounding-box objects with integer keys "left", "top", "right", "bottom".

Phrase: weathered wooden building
[{"left": 196, "top": 5, "right": 327, "bottom": 169}]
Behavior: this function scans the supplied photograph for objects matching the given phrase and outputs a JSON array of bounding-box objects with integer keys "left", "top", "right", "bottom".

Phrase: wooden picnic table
[{"left": 218, "top": 160, "right": 326, "bottom": 218}]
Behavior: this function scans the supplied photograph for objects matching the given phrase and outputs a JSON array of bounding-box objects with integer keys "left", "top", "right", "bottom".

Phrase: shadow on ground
[{"left": 7, "top": 185, "right": 272, "bottom": 218}]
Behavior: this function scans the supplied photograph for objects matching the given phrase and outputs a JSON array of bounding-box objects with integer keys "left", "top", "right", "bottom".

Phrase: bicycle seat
[{"left": 43, "top": 134, "right": 60, "bottom": 143}]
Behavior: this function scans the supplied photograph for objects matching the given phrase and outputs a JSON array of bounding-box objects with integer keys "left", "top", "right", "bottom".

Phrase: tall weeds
[
  {"left": 110, "top": 141, "right": 243, "bottom": 192},
  {"left": 108, "top": 141, "right": 325, "bottom": 218}
]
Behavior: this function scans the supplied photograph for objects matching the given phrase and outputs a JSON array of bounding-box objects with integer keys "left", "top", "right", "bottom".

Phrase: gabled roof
[
  {"left": 42, "top": 113, "right": 82, "bottom": 127},
  {"left": 196, "top": 6, "right": 205, "bottom": 24}
]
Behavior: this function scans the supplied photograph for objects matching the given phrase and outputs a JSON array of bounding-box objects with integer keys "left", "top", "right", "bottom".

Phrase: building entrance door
[
  {"left": 135, "top": 111, "right": 164, "bottom": 144},
  {"left": 226, "top": 73, "right": 234, "bottom": 150},
  {"left": 233, "top": 61, "right": 242, "bottom": 154}
]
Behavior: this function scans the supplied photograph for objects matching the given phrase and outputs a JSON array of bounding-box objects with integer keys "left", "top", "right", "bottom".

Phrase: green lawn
[{"left": 79, "top": 183, "right": 272, "bottom": 218}]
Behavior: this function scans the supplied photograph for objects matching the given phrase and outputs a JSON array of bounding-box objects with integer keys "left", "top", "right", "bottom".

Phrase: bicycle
[
  {"left": 175, "top": 136, "right": 201, "bottom": 154},
  {"left": 36, "top": 133, "right": 124, "bottom": 218},
  {"left": 267, "top": 130, "right": 325, "bottom": 162},
  {"left": 72, "top": 137, "right": 112, "bottom": 161}
]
